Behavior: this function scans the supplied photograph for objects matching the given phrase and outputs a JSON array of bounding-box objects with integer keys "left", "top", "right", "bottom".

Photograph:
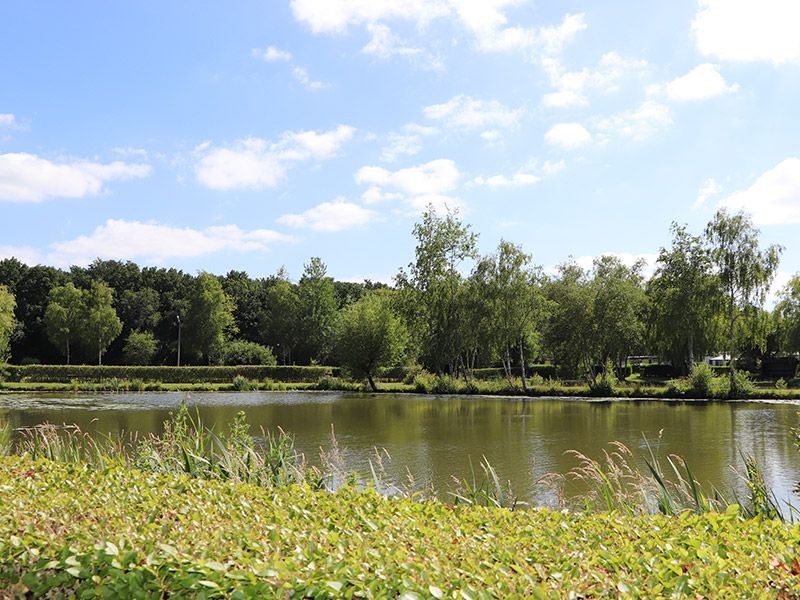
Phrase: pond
[{"left": 1, "top": 391, "right": 798, "bottom": 508}]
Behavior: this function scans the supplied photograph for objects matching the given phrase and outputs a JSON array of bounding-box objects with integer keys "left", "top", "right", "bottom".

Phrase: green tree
[
  {"left": 261, "top": 270, "right": 300, "bottom": 365},
  {"left": 0, "top": 285, "right": 16, "bottom": 363},
  {"left": 297, "top": 258, "right": 338, "bottom": 364},
  {"left": 183, "top": 272, "right": 236, "bottom": 364},
  {"left": 334, "top": 291, "right": 409, "bottom": 391},
  {"left": 775, "top": 275, "right": 800, "bottom": 354},
  {"left": 44, "top": 283, "right": 85, "bottom": 364},
  {"left": 395, "top": 208, "right": 478, "bottom": 374},
  {"left": 122, "top": 330, "right": 158, "bottom": 365},
  {"left": 705, "top": 209, "right": 782, "bottom": 394},
  {"left": 84, "top": 281, "right": 123, "bottom": 365},
  {"left": 216, "top": 339, "right": 277, "bottom": 366},
  {"left": 647, "top": 223, "right": 720, "bottom": 372}
]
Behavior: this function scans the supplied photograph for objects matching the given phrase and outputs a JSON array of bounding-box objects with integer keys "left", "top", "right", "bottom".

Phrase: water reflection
[{"left": 1, "top": 391, "right": 798, "bottom": 507}]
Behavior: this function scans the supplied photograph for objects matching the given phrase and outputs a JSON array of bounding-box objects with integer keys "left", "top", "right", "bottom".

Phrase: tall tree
[
  {"left": 395, "top": 208, "right": 478, "bottom": 374},
  {"left": 297, "top": 258, "right": 338, "bottom": 364},
  {"left": 261, "top": 270, "right": 300, "bottom": 365},
  {"left": 334, "top": 291, "right": 409, "bottom": 391},
  {"left": 0, "top": 285, "right": 16, "bottom": 363},
  {"left": 705, "top": 209, "right": 782, "bottom": 394},
  {"left": 44, "top": 283, "right": 85, "bottom": 364},
  {"left": 183, "top": 272, "right": 236, "bottom": 364},
  {"left": 775, "top": 275, "right": 800, "bottom": 354},
  {"left": 647, "top": 223, "right": 719, "bottom": 372},
  {"left": 84, "top": 281, "right": 123, "bottom": 365}
]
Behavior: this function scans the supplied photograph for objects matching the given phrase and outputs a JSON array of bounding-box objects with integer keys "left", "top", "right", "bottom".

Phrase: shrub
[
  {"left": 776, "top": 378, "right": 788, "bottom": 390},
  {"left": 412, "top": 372, "right": 435, "bottom": 394},
  {"left": 431, "top": 374, "right": 459, "bottom": 395},
  {"left": 690, "top": 363, "right": 715, "bottom": 397},
  {"left": 129, "top": 378, "right": 146, "bottom": 392},
  {"left": 216, "top": 340, "right": 277, "bottom": 366},
  {"left": 122, "top": 331, "right": 158, "bottom": 365},
  {"left": 231, "top": 375, "right": 253, "bottom": 391},
  {"left": 589, "top": 361, "right": 618, "bottom": 397}
]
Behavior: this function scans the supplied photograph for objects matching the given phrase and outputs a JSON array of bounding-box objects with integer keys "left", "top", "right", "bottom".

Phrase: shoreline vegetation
[
  {"left": 1, "top": 405, "right": 798, "bottom": 596},
  {"left": 2, "top": 363, "right": 800, "bottom": 400}
]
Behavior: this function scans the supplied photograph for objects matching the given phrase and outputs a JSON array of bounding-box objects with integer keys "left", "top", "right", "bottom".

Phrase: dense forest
[{"left": 1, "top": 208, "right": 799, "bottom": 387}]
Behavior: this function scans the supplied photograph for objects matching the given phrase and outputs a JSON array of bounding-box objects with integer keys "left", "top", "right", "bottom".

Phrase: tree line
[{"left": 1, "top": 208, "right": 799, "bottom": 393}]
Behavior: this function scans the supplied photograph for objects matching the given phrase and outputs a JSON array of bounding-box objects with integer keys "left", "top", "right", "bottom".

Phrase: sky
[{"left": 1, "top": 0, "right": 799, "bottom": 294}]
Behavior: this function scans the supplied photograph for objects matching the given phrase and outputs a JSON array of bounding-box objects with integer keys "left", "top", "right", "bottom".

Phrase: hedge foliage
[
  {"left": 1, "top": 456, "right": 798, "bottom": 598},
  {"left": 1, "top": 364, "right": 338, "bottom": 383}
]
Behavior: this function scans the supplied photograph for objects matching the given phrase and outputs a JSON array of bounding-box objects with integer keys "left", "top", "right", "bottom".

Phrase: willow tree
[
  {"left": 0, "top": 285, "right": 16, "bottom": 363},
  {"left": 775, "top": 275, "right": 800, "bottom": 355},
  {"left": 705, "top": 210, "right": 782, "bottom": 394}
]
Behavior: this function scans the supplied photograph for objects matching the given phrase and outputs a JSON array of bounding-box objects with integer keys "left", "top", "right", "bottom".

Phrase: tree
[
  {"left": 215, "top": 340, "right": 277, "bottom": 366},
  {"left": 261, "top": 270, "right": 300, "bottom": 365},
  {"left": 705, "top": 209, "right": 782, "bottom": 394},
  {"left": 297, "top": 258, "right": 338, "bottom": 364},
  {"left": 44, "top": 283, "right": 85, "bottom": 364},
  {"left": 183, "top": 272, "right": 236, "bottom": 364},
  {"left": 775, "top": 275, "right": 800, "bottom": 354},
  {"left": 647, "top": 223, "right": 719, "bottom": 372},
  {"left": 395, "top": 208, "right": 478, "bottom": 374},
  {"left": 334, "top": 291, "right": 409, "bottom": 391},
  {"left": 84, "top": 281, "right": 123, "bottom": 365},
  {"left": 0, "top": 285, "right": 16, "bottom": 363},
  {"left": 122, "top": 330, "right": 158, "bottom": 365}
]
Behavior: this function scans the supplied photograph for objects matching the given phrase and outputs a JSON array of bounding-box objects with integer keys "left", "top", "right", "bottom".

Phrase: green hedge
[
  {"left": 472, "top": 365, "right": 557, "bottom": 380},
  {"left": 2, "top": 364, "right": 338, "bottom": 383},
  {"left": 1, "top": 456, "right": 798, "bottom": 597}
]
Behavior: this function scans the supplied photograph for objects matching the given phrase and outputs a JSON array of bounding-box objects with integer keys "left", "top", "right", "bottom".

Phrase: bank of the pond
[
  {"left": 3, "top": 378, "right": 800, "bottom": 401},
  {"left": 0, "top": 455, "right": 797, "bottom": 598}
]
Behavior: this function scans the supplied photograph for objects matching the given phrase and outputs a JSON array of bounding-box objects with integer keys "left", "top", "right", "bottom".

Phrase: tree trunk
[
  {"left": 66, "top": 339, "right": 70, "bottom": 366},
  {"left": 98, "top": 331, "right": 102, "bottom": 366},
  {"left": 519, "top": 336, "right": 528, "bottom": 392},
  {"left": 367, "top": 374, "right": 378, "bottom": 392},
  {"left": 728, "top": 296, "right": 736, "bottom": 397},
  {"left": 687, "top": 329, "right": 695, "bottom": 374}
]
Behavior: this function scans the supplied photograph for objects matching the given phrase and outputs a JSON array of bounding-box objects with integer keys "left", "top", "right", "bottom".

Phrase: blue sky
[{"left": 1, "top": 0, "right": 799, "bottom": 294}]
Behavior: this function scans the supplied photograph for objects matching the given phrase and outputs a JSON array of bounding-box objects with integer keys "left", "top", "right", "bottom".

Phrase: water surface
[{"left": 1, "top": 391, "right": 798, "bottom": 507}]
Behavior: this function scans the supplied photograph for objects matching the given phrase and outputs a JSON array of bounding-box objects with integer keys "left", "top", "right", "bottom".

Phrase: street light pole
[{"left": 176, "top": 313, "right": 182, "bottom": 367}]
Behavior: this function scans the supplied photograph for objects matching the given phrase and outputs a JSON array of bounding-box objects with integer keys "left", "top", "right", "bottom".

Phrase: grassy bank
[{"left": 1, "top": 455, "right": 799, "bottom": 598}]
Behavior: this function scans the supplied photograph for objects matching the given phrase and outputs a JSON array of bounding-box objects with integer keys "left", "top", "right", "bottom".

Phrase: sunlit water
[{"left": 1, "top": 391, "right": 798, "bottom": 509}]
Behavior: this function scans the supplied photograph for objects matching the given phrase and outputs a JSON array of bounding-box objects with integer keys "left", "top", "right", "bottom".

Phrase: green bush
[
  {"left": 122, "top": 331, "right": 158, "bottom": 365},
  {"left": 589, "top": 361, "right": 618, "bottom": 397},
  {"left": 690, "top": 363, "right": 715, "bottom": 397},
  {"left": 431, "top": 374, "right": 459, "bottom": 394},
  {"left": 231, "top": 375, "right": 254, "bottom": 391},
  {"left": 215, "top": 340, "right": 277, "bottom": 366}
]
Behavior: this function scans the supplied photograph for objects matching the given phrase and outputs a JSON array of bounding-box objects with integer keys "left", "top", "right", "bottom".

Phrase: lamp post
[{"left": 176, "top": 313, "right": 182, "bottom": 367}]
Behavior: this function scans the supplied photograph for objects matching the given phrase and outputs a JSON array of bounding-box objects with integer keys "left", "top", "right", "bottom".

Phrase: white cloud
[
  {"left": 195, "top": 125, "right": 355, "bottom": 191},
  {"left": 111, "top": 146, "right": 149, "bottom": 160},
  {"left": 692, "top": 0, "right": 800, "bottom": 65},
  {"left": 0, "top": 245, "right": 43, "bottom": 265},
  {"left": 47, "top": 219, "right": 292, "bottom": 266},
  {"left": 768, "top": 271, "right": 794, "bottom": 308},
  {"left": 290, "top": 0, "right": 585, "bottom": 58},
  {"left": 574, "top": 252, "right": 659, "bottom": 278},
  {"left": 361, "top": 23, "right": 444, "bottom": 69},
  {"left": 0, "top": 114, "right": 16, "bottom": 128},
  {"left": 544, "top": 123, "right": 591, "bottom": 149},
  {"left": 541, "top": 159, "right": 566, "bottom": 175},
  {"left": 472, "top": 173, "right": 539, "bottom": 187},
  {"left": 0, "top": 153, "right": 152, "bottom": 202},
  {"left": 380, "top": 123, "right": 438, "bottom": 162},
  {"left": 542, "top": 51, "right": 648, "bottom": 108},
  {"left": 292, "top": 66, "right": 326, "bottom": 90},
  {"left": 355, "top": 158, "right": 461, "bottom": 213},
  {"left": 693, "top": 177, "right": 722, "bottom": 210},
  {"left": 595, "top": 101, "right": 672, "bottom": 141},
  {"left": 424, "top": 95, "right": 521, "bottom": 133},
  {"left": 252, "top": 46, "right": 293, "bottom": 62},
  {"left": 277, "top": 198, "right": 377, "bottom": 232},
  {"left": 716, "top": 158, "right": 800, "bottom": 225},
  {"left": 660, "top": 63, "right": 738, "bottom": 101}
]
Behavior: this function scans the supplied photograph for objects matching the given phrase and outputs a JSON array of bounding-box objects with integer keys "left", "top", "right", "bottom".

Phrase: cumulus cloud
[
  {"left": 693, "top": 177, "right": 722, "bottom": 210},
  {"left": 46, "top": 219, "right": 292, "bottom": 266},
  {"left": 0, "top": 153, "right": 152, "bottom": 202},
  {"left": 544, "top": 123, "right": 591, "bottom": 149},
  {"left": 252, "top": 46, "right": 293, "bottom": 62},
  {"left": 195, "top": 125, "right": 355, "bottom": 191},
  {"left": 290, "top": 0, "right": 586, "bottom": 59},
  {"left": 361, "top": 23, "right": 443, "bottom": 69},
  {"left": 277, "top": 198, "right": 377, "bottom": 232},
  {"left": 692, "top": 0, "right": 800, "bottom": 65},
  {"left": 594, "top": 101, "right": 672, "bottom": 141},
  {"left": 541, "top": 159, "right": 566, "bottom": 175},
  {"left": 380, "top": 123, "right": 438, "bottom": 162},
  {"left": 716, "top": 158, "right": 800, "bottom": 225},
  {"left": 423, "top": 95, "right": 521, "bottom": 137},
  {"left": 472, "top": 173, "right": 539, "bottom": 187},
  {"left": 355, "top": 158, "right": 462, "bottom": 213},
  {"left": 542, "top": 51, "right": 648, "bottom": 108},
  {"left": 291, "top": 66, "right": 326, "bottom": 90},
  {"left": 0, "top": 245, "right": 43, "bottom": 265},
  {"left": 657, "top": 63, "right": 739, "bottom": 101},
  {"left": 0, "top": 114, "right": 17, "bottom": 128}
]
